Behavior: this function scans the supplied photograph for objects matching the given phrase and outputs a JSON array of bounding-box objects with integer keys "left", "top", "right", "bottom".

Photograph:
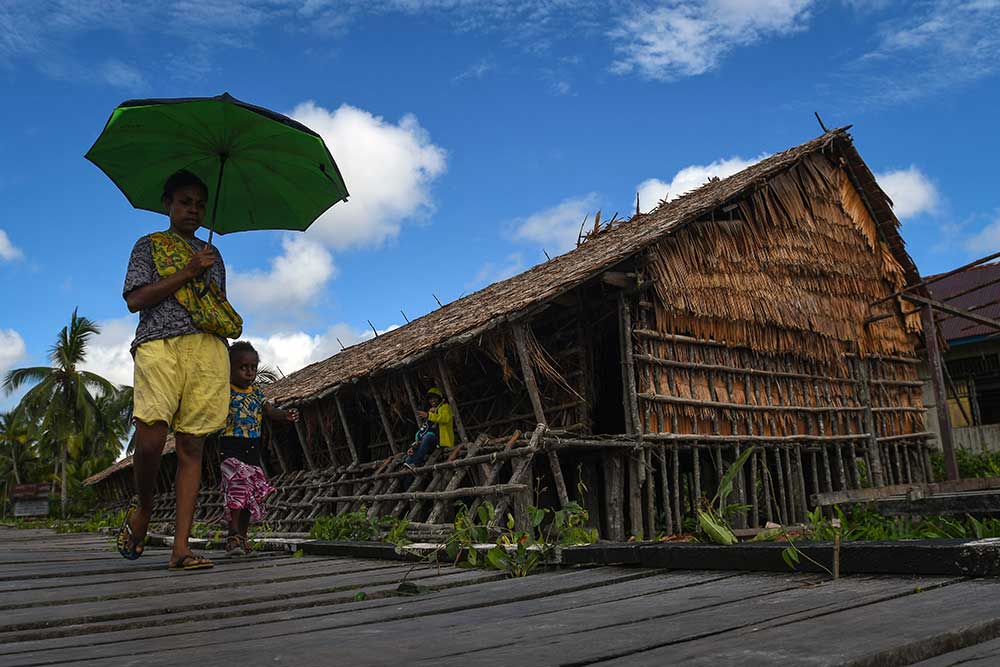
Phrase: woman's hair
[
  {"left": 229, "top": 340, "right": 258, "bottom": 360},
  {"left": 162, "top": 169, "right": 208, "bottom": 204}
]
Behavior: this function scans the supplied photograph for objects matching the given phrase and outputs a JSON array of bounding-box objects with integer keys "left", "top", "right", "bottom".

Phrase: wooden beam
[
  {"left": 513, "top": 322, "right": 569, "bottom": 508},
  {"left": 370, "top": 380, "right": 400, "bottom": 455},
  {"left": 402, "top": 373, "right": 422, "bottom": 423},
  {"left": 601, "top": 271, "right": 631, "bottom": 289},
  {"left": 293, "top": 420, "right": 317, "bottom": 470},
  {"left": 812, "top": 476, "right": 1000, "bottom": 507},
  {"left": 263, "top": 421, "right": 288, "bottom": 475},
  {"left": 639, "top": 392, "right": 866, "bottom": 414},
  {"left": 619, "top": 293, "right": 643, "bottom": 438},
  {"left": 853, "top": 357, "right": 884, "bottom": 488},
  {"left": 904, "top": 293, "right": 1000, "bottom": 332},
  {"left": 334, "top": 391, "right": 360, "bottom": 464},
  {"left": 436, "top": 357, "right": 469, "bottom": 445},
  {"left": 315, "top": 406, "right": 338, "bottom": 465},
  {"left": 635, "top": 353, "right": 859, "bottom": 385},
  {"left": 921, "top": 307, "right": 959, "bottom": 481},
  {"left": 314, "top": 483, "right": 528, "bottom": 504}
]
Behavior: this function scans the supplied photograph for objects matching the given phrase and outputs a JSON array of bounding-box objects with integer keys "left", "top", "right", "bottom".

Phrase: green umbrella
[{"left": 85, "top": 92, "right": 349, "bottom": 244}]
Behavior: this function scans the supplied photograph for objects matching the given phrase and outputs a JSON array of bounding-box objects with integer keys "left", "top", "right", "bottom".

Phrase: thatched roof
[
  {"left": 83, "top": 435, "right": 175, "bottom": 486},
  {"left": 266, "top": 127, "right": 918, "bottom": 406}
]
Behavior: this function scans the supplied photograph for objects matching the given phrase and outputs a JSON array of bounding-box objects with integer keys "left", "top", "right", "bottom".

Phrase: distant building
[{"left": 922, "top": 262, "right": 1000, "bottom": 453}]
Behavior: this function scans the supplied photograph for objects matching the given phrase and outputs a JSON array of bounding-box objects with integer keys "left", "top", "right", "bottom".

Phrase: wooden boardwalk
[{"left": 2, "top": 528, "right": 1000, "bottom": 666}]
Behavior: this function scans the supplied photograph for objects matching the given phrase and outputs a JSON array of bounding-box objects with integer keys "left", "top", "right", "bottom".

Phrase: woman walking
[{"left": 117, "top": 169, "right": 243, "bottom": 571}]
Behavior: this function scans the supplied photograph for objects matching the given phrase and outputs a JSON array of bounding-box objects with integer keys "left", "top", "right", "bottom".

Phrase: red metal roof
[{"left": 926, "top": 262, "right": 1000, "bottom": 343}]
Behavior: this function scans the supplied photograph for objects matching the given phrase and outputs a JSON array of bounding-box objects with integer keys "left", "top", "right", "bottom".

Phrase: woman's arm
[{"left": 124, "top": 246, "right": 216, "bottom": 312}]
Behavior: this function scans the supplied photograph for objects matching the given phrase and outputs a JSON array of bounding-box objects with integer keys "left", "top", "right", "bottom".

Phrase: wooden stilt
[
  {"left": 370, "top": 380, "right": 400, "bottom": 455},
  {"left": 334, "top": 392, "right": 360, "bottom": 464},
  {"left": 855, "top": 357, "right": 885, "bottom": 487},
  {"left": 605, "top": 454, "right": 625, "bottom": 541},
  {"left": 644, "top": 449, "right": 656, "bottom": 538},
  {"left": 658, "top": 448, "right": 673, "bottom": 535},
  {"left": 402, "top": 373, "right": 422, "bottom": 423},
  {"left": 293, "top": 420, "right": 316, "bottom": 470},
  {"left": 513, "top": 321, "right": 569, "bottom": 508},
  {"left": 436, "top": 357, "right": 469, "bottom": 445},
  {"left": 317, "top": 406, "right": 338, "bottom": 466}
]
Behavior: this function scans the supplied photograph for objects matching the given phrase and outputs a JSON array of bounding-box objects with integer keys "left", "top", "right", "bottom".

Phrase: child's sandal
[{"left": 225, "top": 534, "right": 244, "bottom": 556}]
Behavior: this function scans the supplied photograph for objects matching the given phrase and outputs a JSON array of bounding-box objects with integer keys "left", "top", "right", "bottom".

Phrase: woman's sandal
[
  {"left": 116, "top": 498, "right": 145, "bottom": 561},
  {"left": 168, "top": 553, "right": 214, "bottom": 571}
]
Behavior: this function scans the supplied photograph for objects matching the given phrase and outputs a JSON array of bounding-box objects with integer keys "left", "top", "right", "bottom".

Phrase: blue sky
[{"left": 1, "top": 0, "right": 999, "bottom": 408}]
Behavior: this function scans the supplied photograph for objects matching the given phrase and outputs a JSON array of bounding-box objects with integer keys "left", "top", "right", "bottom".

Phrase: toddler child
[{"left": 220, "top": 341, "right": 298, "bottom": 555}]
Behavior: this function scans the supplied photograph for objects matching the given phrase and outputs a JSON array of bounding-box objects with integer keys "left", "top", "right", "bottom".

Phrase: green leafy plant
[
  {"left": 309, "top": 510, "right": 410, "bottom": 546},
  {"left": 695, "top": 446, "right": 755, "bottom": 545},
  {"left": 931, "top": 450, "right": 1000, "bottom": 481},
  {"left": 438, "top": 500, "right": 596, "bottom": 578}
]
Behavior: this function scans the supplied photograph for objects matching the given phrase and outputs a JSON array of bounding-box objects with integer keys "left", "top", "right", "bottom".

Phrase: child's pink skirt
[{"left": 221, "top": 457, "right": 276, "bottom": 523}]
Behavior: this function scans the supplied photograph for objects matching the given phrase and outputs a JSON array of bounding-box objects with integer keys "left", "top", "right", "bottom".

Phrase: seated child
[
  {"left": 403, "top": 386, "right": 454, "bottom": 472},
  {"left": 220, "top": 341, "right": 298, "bottom": 555}
]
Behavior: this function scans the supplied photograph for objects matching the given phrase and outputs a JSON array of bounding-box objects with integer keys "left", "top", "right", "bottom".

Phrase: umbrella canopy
[{"left": 85, "top": 92, "right": 349, "bottom": 236}]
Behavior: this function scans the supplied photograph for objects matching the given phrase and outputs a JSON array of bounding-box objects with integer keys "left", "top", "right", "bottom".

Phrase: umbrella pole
[
  {"left": 206, "top": 154, "right": 227, "bottom": 247},
  {"left": 199, "top": 154, "right": 227, "bottom": 296}
]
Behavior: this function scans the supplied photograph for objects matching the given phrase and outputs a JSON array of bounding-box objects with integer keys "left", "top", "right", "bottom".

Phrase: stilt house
[{"left": 87, "top": 128, "right": 931, "bottom": 539}]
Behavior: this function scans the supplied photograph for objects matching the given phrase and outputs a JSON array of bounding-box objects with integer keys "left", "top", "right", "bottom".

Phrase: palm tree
[
  {"left": 3, "top": 309, "right": 117, "bottom": 517},
  {"left": 0, "top": 411, "right": 37, "bottom": 486}
]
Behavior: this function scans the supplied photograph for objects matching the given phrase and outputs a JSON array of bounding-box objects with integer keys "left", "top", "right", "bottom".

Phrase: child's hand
[
  {"left": 407, "top": 447, "right": 415, "bottom": 456},
  {"left": 417, "top": 410, "right": 428, "bottom": 419},
  {"left": 286, "top": 408, "right": 300, "bottom": 422}
]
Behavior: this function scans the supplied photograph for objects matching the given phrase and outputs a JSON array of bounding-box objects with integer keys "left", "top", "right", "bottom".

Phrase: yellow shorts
[{"left": 133, "top": 333, "right": 229, "bottom": 436}]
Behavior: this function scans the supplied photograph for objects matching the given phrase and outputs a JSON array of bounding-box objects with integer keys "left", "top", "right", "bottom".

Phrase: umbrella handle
[{"left": 198, "top": 155, "right": 227, "bottom": 297}]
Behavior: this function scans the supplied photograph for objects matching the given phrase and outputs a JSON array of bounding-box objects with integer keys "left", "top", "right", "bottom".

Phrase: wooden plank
[
  {"left": 91, "top": 572, "right": 817, "bottom": 666},
  {"left": 4, "top": 568, "right": 662, "bottom": 663},
  {"left": 813, "top": 476, "right": 1000, "bottom": 506}
]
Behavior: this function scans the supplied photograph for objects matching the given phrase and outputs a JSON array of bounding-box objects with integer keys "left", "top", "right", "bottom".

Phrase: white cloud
[
  {"left": 99, "top": 59, "right": 147, "bottom": 89},
  {"left": 611, "top": 0, "right": 815, "bottom": 80},
  {"left": 0, "top": 329, "right": 26, "bottom": 377},
  {"left": 246, "top": 321, "right": 399, "bottom": 376},
  {"left": 229, "top": 235, "right": 336, "bottom": 313},
  {"left": 289, "top": 102, "right": 447, "bottom": 250},
  {"left": 0, "top": 229, "right": 22, "bottom": 261},
  {"left": 636, "top": 154, "right": 766, "bottom": 213},
  {"left": 875, "top": 166, "right": 939, "bottom": 220},
  {"left": 453, "top": 58, "right": 495, "bottom": 82},
  {"left": 963, "top": 212, "right": 1000, "bottom": 255},
  {"left": 79, "top": 316, "right": 136, "bottom": 388},
  {"left": 512, "top": 193, "right": 600, "bottom": 255},
  {"left": 848, "top": 0, "right": 1000, "bottom": 105}
]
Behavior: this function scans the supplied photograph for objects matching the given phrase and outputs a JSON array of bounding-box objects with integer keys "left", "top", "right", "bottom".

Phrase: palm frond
[{"left": 3, "top": 366, "right": 54, "bottom": 394}]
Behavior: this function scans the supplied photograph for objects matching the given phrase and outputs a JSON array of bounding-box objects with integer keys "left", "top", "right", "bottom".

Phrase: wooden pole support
[
  {"left": 370, "top": 380, "right": 400, "bottom": 455},
  {"left": 436, "top": 357, "right": 469, "bottom": 445},
  {"left": 291, "top": 420, "right": 316, "bottom": 470},
  {"left": 513, "top": 322, "right": 569, "bottom": 508},
  {"left": 921, "top": 307, "right": 959, "bottom": 481},
  {"left": 334, "top": 392, "right": 360, "bottom": 464}
]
